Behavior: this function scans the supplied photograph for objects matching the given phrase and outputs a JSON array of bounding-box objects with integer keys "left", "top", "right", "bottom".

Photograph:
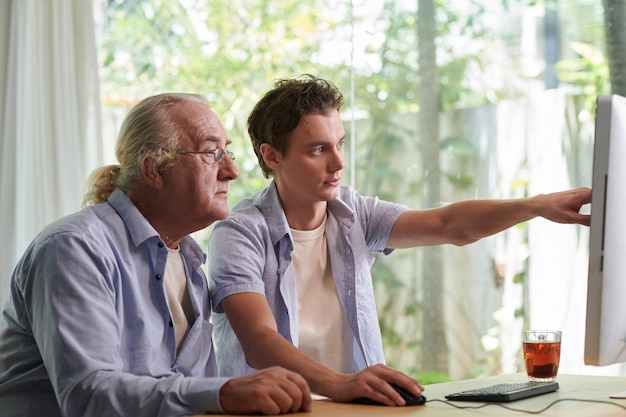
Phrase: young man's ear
[
  {"left": 140, "top": 153, "right": 164, "bottom": 188},
  {"left": 260, "top": 143, "right": 282, "bottom": 171}
]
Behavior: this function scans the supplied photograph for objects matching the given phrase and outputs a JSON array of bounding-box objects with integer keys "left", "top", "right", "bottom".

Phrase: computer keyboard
[{"left": 445, "top": 381, "right": 559, "bottom": 402}]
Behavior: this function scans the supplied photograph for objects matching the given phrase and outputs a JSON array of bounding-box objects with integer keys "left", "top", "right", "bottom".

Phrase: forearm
[
  {"left": 64, "top": 372, "right": 226, "bottom": 417},
  {"left": 445, "top": 188, "right": 590, "bottom": 242},
  {"left": 388, "top": 187, "right": 590, "bottom": 248},
  {"left": 245, "top": 333, "right": 426, "bottom": 406},
  {"left": 389, "top": 198, "right": 537, "bottom": 248},
  {"left": 242, "top": 326, "right": 341, "bottom": 396},
  {"left": 441, "top": 197, "right": 540, "bottom": 244}
]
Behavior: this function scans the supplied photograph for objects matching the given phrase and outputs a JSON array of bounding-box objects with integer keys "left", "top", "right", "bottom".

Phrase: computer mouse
[{"left": 352, "top": 383, "right": 427, "bottom": 406}]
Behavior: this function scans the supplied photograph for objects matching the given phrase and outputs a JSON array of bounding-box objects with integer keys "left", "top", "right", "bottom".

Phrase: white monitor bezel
[{"left": 584, "top": 94, "right": 626, "bottom": 366}]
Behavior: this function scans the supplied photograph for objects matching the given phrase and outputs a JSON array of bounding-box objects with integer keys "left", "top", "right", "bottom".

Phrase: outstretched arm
[
  {"left": 221, "top": 292, "right": 424, "bottom": 406},
  {"left": 387, "top": 187, "right": 591, "bottom": 248}
]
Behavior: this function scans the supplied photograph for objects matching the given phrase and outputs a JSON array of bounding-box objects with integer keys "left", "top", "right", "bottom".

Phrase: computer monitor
[{"left": 584, "top": 94, "right": 626, "bottom": 366}]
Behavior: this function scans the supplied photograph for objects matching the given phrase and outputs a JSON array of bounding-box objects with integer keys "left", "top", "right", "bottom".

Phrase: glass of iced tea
[{"left": 522, "top": 330, "right": 562, "bottom": 382}]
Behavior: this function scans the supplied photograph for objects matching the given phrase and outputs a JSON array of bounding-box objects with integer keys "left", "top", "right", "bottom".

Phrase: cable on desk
[{"left": 425, "top": 398, "right": 626, "bottom": 414}]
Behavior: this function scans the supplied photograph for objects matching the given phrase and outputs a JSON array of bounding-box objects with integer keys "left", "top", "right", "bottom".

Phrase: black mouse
[{"left": 352, "top": 383, "right": 427, "bottom": 406}]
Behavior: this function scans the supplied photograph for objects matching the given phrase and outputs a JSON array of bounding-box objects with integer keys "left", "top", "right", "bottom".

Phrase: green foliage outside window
[{"left": 97, "top": 0, "right": 617, "bottom": 381}]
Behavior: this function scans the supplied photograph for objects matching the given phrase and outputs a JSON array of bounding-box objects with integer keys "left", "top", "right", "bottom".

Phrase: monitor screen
[{"left": 584, "top": 94, "right": 626, "bottom": 366}]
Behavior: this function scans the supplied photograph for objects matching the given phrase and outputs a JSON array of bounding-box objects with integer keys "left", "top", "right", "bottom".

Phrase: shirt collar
[
  {"left": 108, "top": 188, "right": 206, "bottom": 265},
  {"left": 250, "top": 181, "right": 357, "bottom": 247},
  {"left": 250, "top": 181, "right": 292, "bottom": 247}
]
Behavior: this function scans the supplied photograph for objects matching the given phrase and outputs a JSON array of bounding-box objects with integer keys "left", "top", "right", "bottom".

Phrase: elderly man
[{"left": 0, "top": 93, "right": 311, "bottom": 417}]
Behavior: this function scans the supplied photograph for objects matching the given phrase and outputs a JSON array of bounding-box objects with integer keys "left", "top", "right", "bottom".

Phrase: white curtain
[{"left": 0, "top": 0, "right": 102, "bottom": 304}]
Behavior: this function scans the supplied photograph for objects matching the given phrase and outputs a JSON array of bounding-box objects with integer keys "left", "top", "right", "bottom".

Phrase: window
[{"left": 96, "top": 0, "right": 626, "bottom": 380}]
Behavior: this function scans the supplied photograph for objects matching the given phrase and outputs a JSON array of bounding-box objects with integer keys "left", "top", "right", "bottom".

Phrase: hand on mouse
[{"left": 324, "top": 363, "right": 424, "bottom": 406}]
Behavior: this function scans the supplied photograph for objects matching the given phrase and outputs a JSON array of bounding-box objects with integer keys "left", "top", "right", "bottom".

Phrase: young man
[
  {"left": 0, "top": 93, "right": 311, "bottom": 417},
  {"left": 207, "top": 75, "right": 591, "bottom": 406}
]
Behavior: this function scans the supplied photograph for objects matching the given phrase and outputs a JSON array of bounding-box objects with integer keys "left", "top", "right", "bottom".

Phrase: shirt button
[
  {"left": 155, "top": 274, "right": 162, "bottom": 280},
  {"left": 158, "top": 242, "right": 164, "bottom": 248},
  {"left": 169, "top": 320, "right": 173, "bottom": 327}
]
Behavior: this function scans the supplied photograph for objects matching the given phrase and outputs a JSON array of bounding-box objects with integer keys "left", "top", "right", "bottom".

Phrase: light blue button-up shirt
[
  {"left": 0, "top": 189, "right": 229, "bottom": 417},
  {"left": 208, "top": 182, "right": 408, "bottom": 377}
]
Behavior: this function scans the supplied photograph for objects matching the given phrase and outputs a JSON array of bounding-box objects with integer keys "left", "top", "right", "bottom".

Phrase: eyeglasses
[{"left": 175, "top": 148, "right": 235, "bottom": 164}]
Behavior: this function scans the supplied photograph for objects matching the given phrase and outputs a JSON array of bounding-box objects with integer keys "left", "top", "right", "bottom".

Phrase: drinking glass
[{"left": 522, "top": 330, "right": 562, "bottom": 382}]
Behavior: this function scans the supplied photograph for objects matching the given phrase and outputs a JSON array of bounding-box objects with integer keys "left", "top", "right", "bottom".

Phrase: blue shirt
[
  {"left": 208, "top": 182, "right": 408, "bottom": 376},
  {"left": 0, "top": 189, "right": 229, "bottom": 417}
]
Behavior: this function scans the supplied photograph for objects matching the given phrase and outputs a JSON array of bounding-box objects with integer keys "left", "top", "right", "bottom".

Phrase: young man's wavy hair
[{"left": 247, "top": 74, "right": 344, "bottom": 178}]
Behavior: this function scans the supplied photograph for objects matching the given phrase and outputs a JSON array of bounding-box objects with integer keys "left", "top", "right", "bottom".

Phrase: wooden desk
[{"left": 197, "top": 373, "right": 626, "bottom": 416}]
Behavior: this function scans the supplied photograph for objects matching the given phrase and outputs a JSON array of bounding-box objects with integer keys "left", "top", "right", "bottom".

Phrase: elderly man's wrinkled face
[{"left": 164, "top": 101, "right": 239, "bottom": 231}]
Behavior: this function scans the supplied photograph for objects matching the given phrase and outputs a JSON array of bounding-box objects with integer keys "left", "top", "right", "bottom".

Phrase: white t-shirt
[
  {"left": 291, "top": 216, "right": 355, "bottom": 373},
  {"left": 164, "top": 247, "right": 194, "bottom": 353}
]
